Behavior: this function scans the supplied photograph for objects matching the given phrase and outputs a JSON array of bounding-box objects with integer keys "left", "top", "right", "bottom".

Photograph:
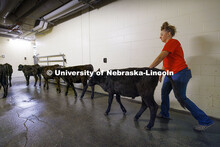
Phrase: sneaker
[
  {"left": 193, "top": 123, "right": 214, "bottom": 131},
  {"left": 157, "top": 113, "right": 170, "bottom": 119}
]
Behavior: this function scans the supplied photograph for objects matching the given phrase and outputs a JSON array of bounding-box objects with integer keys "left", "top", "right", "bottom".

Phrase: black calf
[
  {"left": 3, "top": 63, "right": 13, "bottom": 87},
  {"left": 0, "top": 65, "right": 8, "bottom": 98},
  {"left": 88, "top": 68, "right": 185, "bottom": 130},
  {"left": 57, "top": 64, "right": 95, "bottom": 99}
]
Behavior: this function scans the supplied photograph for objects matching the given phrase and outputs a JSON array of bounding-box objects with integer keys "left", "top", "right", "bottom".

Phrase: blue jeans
[{"left": 160, "top": 67, "right": 214, "bottom": 126}]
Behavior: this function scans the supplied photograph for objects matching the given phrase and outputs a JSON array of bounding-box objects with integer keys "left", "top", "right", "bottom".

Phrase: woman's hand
[
  {"left": 159, "top": 75, "right": 163, "bottom": 82},
  {"left": 149, "top": 51, "right": 169, "bottom": 68}
]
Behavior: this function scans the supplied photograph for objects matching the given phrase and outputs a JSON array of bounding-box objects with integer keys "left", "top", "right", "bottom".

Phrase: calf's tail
[{"left": 166, "top": 75, "right": 186, "bottom": 109}]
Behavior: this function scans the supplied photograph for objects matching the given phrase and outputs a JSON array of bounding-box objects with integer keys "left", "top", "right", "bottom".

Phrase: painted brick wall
[
  {"left": 0, "top": 37, "right": 34, "bottom": 77},
  {"left": 36, "top": 0, "right": 220, "bottom": 118}
]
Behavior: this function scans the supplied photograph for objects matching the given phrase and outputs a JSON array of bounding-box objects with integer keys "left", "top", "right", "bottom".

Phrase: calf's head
[
  {"left": 18, "top": 64, "right": 24, "bottom": 71},
  {"left": 88, "top": 69, "right": 105, "bottom": 86}
]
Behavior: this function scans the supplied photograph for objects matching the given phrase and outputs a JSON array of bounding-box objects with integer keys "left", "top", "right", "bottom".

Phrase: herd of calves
[{"left": 0, "top": 63, "right": 185, "bottom": 130}]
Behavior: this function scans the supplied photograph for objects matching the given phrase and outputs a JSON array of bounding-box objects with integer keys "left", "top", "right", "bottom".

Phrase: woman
[{"left": 149, "top": 22, "right": 214, "bottom": 131}]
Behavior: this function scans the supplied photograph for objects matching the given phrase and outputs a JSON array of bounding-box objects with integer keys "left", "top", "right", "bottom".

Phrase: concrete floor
[{"left": 0, "top": 78, "right": 220, "bottom": 147}]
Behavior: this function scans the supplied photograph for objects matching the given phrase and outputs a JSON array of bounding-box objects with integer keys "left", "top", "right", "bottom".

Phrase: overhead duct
[
  {"left": 44, "top": 0, "right": 80, "bottom": 21},
  {"left": 47, "top": 3, "right": 87, "bottom": 22},
  {"left": 38, "top": 21, "right": 48, "bottom": 32},
  {"left": 19, "top": 19, "right": 45, "bottom": 38},
  {"left": 0, "top": 28, "right": 20, "bottom": 35},
  {"left": 30, "top": 0, "right": 85, "bottom": 34},
  {"left": 0, "top": 0, "right": 23, "bottom": 38},
  {"left": 32, "top": 20, "right": 45, "bottom": 31},
  {"left": 43, "top": 0, "right": 99, "bottom": 22},
  {"left": 0, "top": 0, "right": 103, "bottom": 40},
  {"left": 0, "top": 0, "right": 106, "bottom": 40},
  {"left": 0, "top": 0, "right": 23, "bottom": 27},
  {"left": 0, "top": 28, "right": 20, "bottom": 38}
]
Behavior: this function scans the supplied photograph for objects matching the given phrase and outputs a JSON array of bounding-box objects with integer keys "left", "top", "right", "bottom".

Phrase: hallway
[{"left": 0, "top": 78, "right": 219, "bottom": 147}]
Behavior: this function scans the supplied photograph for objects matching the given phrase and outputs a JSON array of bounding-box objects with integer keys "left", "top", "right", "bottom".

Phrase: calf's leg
[
  {"left": 116, "top": 94, "right": 127, "bottom": 114},
  {"left": 80, "top": 80, "right": 88, "bottom": 99},
  {"left": 1, "top": 78, "right": 8, "bottom": 98},
  {"left": 46, "top": 79, "right": 49, "bottom": 90},
  {"left": 3, "top": 84, "right": 8, "bottom": 98},
  {"left": 25, "top": 75, "right": 30, "bottom": 86},
  {"left": 38, "top": 74, "right": 41, "bottom": 86},
  {"left": 105, "top": 93, "right": 114, "bottom": 115},
  {"left": 55, "top": 77, "right": 61, "bottom": 93},
  {"left": 90, "top": 85, "right": 95, "bottom": 99},
  {"left": 34, "top": 75, "right": 38, "bottom": 86},
  {"left": 9, "top": 74, "right": 12, "bottom": 87},
  {"left": 43, "top": 78, "right": 49, "bottom": 89},
  {"left": 143, "top": 95, "right": 158, "bottom": 130},
  {"left": 65, "top": 83, "right": 70, "bottom": 95},
  {"left": 134, "top": 100, "right": 148, "bottom": 121},
  {"left": 70, "top": 83, "right": 77, "bottom": 97},
  {"left": 43, "top": 77, "right": 47, "bottom": 88}
]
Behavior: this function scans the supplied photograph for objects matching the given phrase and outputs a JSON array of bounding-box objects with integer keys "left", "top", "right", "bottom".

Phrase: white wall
[
  {"left": 0, "top": 37, "right": 34, "bottom": 77},
  {"left": 36, "top": 0, "right": 220, "bottom": 118}
]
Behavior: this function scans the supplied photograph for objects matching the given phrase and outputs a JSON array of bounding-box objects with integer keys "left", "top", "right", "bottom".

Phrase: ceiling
[{"left": 0, "top": 0, "right": 112, "bottom": 41}]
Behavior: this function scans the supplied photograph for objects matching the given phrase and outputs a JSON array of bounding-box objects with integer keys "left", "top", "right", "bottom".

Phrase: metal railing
[{"left": 36, "top": 54, "right": 66, "bottom": 67}]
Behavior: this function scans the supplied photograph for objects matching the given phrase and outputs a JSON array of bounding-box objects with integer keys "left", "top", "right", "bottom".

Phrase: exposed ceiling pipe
[
  {"left": 20, "top": 20, "right": 48, "bottom": 40},
  {"left": 29, "top": 0, "right": 81, "bottom": 34},
  {"left": 20, "top": 19, "right": 46, "bottom": 38},
  {"left": 0, "top": 34, "right": 18, "bottom": 39},
  {"left": 38, "top": 22, "right": 48, "bottom": 32},
  {"left": 0, "top": 28, "right": 20, "bottom": 38},
  {"left": 49, "top": 0, "right": 102, "bottom": 22},
  {"left": 32, "top": 20, "right": 45, "bottom": 31},
  {"left": 44, "top": 0, "right": 81, "bottom": 21},
  {"left": 19, "top": 31, "right": 36, "bottom": 40},
  {"left": 20, "top": 31, "right": 32, "bottom": 37},
  {"left": 0, "top": 0, "right": 23, "bottom": 26},
  {"left": 0, "top": 27, "right": 20, "bottom": 35},
  {"left": 21, "top": 0, "right": 96, "bottom": 40},
  {"left": 47, "top": 3, "right": 86, "bottom": 22}
]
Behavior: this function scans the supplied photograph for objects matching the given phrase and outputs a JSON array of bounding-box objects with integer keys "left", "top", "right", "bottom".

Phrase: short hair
[{"left": 161, "top": 22, "right": 176, "bottom": 37}]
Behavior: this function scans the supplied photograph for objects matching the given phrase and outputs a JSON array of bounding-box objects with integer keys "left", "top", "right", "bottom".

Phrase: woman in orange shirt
[{"left": 149, "top": 22, "right": 214, "bottom": 131}]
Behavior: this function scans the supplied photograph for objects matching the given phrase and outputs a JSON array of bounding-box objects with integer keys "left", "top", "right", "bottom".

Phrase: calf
[
  {"left": 57, "top": 64, "right": 95, "bottom": 99},
  {"left": 18, "top": 64, "right": 41, "bottom": 86},
  {"left": 88, "top": 68, "right": 185, "bottom": 130},
  {"left": 41, "top": 64, "right": 61, "bottom": 92},
  {"left": 0, "top": 65, "right": 8, "bottom": 98},
  {"left": 3, "top": 63, "right": 13, "bottom": 87}
]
